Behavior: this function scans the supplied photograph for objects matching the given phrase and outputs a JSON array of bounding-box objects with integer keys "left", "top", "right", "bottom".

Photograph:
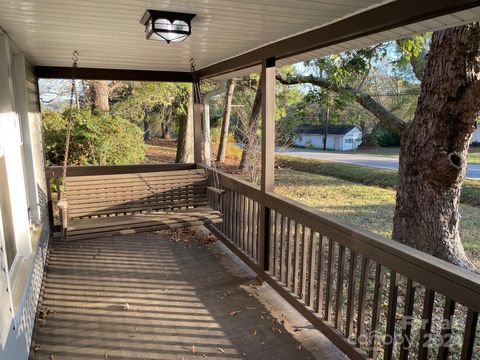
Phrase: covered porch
[
  {"left": 1, "top": 0, "right": 480, "bottom": 359},
  {"left": 33, "top": 232, "right": 344, "bottom": 359}
]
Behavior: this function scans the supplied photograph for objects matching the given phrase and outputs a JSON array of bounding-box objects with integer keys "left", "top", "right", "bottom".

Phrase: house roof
[
  {"left": 1, "top": 0, "right": 479, "bottom": 79},
  {"left": 297, "top": 124, "right": 358, "bottom": 136}
]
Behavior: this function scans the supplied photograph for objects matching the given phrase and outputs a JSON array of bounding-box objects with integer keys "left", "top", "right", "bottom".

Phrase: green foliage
[
  {"left": 368, "top": 123, "right": 401, "bottom": 147},
  {"left": 43, "top": 109, "right": 145, "bottom": 166}
]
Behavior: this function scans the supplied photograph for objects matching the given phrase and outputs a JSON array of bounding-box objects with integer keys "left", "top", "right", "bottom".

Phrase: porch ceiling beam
[
  {"left": 34, "top": 66, "right": 193, "bottom": 82},
  {"left": 197, "top": 0, "right": 480, "bottom": 79}
]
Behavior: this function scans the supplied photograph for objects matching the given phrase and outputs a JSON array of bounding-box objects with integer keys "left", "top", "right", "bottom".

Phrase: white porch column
[{"left": 0, "top": 34, "right": 32, "bottom": 257}]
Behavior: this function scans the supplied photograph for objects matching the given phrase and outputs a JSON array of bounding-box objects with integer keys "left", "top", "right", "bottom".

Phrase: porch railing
[
  {"left": 45, "top": 163, "right": 480, "bottom": 359},
  {"left": 201, "top": 164, "right": 480, "bottom": 360}
]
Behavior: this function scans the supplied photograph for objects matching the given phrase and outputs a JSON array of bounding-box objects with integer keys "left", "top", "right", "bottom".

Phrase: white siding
[
  {"left": 470, "top": 127, "right": 480, "bottom": 144},
  {"left": 294, "top": 127, "right": 362, "bottom": 151},
  {"left": 0, "top": 33, "right": 49, "bottom": 360}
]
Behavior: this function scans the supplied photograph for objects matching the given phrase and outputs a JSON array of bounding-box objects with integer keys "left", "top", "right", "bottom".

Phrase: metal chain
[{"left": 60, "top": 50, "right": 79, "bottom": 200}]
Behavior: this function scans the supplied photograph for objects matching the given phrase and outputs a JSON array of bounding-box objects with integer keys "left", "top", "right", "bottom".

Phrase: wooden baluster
[
  {"left": 399, "top": 279, "right": 416, "bottom": 360},
  {"left": 384, "top": 270, "right": 399, "bottom": 360},
  {"left": 316, "top": 234, "right": 325, "bottom": 314},
  {"left": 369, "top": 263, "right": 385, "bottom": 358},
  {"left": 460, "top": 309, "right": 478, "bottom": 360},
  {"left": 293, "top": 222, "right": 301, "bottom": 295},
  {"left": 325, "top": 238, "right": 336, "bottom": 321},
  {"left": 356, "top": 256, "right": 370, "bottom": 348},
  {"left": 418, "top": 288, "right": 435, "bottom": 359},
  {"left": 308, "top": 231, "right": 317, "bottom": 308},
  {"left": 437, "top": 297, "right": 455, "bottom": 360},
  {"left": 286, "top": 219, "right": 293, "bottom": 289},
  {"left": 279, "top": 214, "right": 285, "bottom": 281},
  {"left": 345, "top": 250, "right": 357, "bottom": 339},
  {"left": 272, "top": 211, "right": 277, "bottom": 276},
  {"left": 300, "top": 225, "right": 308, "bottom": 301},
  {"left": 335, "top": 244, "right": 346, "bottom": 329}
]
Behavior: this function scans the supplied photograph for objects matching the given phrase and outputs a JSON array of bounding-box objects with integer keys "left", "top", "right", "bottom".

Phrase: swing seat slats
[{"left": 59, "top": 169, "right": 222, "bottom": 240}]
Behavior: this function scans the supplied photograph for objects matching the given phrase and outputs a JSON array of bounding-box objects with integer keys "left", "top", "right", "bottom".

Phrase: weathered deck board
[{"left": 31, "top": 232, "right": 347, "bottom": 360}]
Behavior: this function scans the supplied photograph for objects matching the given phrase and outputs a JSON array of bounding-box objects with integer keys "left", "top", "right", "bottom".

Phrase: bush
[
  {"left": 471, "top": 141, "right": 480, "bottom": 147},
  {"left": 43, "top": 109, "right": 145, "bottom": 166},
  {"left": 368, "top": 123, "right": 401, "bottom": 147}
]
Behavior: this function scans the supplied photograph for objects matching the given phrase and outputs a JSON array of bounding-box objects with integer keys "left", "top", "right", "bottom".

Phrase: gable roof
[{"left": 297, "top": 124, "right": 358, "bottom": 136}]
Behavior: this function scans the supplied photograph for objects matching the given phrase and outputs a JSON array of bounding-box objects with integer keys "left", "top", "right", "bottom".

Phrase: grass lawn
[
  {"left": 274, "top": 168, "right": 480, "bottom": 267},
  {"left": 276, "top": 154, "right": 480, "bottom": 208}
]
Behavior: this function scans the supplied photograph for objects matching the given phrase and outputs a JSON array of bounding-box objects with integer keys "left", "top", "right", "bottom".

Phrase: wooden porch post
[
  {"left": 192, "top": 79, "right": 203, "bottom": 164},
  {"left": 259, "top": 57, "right": 276, "bottom": 272}
]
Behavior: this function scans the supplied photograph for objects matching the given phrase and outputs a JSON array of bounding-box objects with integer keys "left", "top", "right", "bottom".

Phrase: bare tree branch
[{"left": 276, "top": 74, "right": 408, "bottom": 135}]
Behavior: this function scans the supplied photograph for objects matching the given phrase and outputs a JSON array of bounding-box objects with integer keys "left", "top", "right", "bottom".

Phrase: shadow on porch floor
[{"left": 30, "top": 229, "right": 346, "bottom": 359}]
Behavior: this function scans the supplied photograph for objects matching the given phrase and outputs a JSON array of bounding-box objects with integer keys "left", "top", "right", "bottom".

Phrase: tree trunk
[
  {"left": 143, "top": 109, "right": 150, "bottom": 142},
  {"left": 90, "top": 80, "right": 110, "bottom": 113},
  {"left": 176, "top": 91, "right": 194, "bottom": 163},
  {"left": 393, "top": 24, "right": 480, "bottom": 269},
  {"left": 239, "top": 74, "right": 264, "bottom": 172},
  {"left": 217, "top": 79, "right": 236, "bottom": 163}
]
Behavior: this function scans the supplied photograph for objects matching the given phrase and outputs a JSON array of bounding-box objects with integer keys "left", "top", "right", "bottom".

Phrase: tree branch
[{"left": 276, "top": 74, "right": 408, "bottom": 135}]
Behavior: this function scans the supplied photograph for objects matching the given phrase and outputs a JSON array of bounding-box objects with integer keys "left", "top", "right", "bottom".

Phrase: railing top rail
[{"left": 201, "top": 164, "right": 480, "bottom": 312}]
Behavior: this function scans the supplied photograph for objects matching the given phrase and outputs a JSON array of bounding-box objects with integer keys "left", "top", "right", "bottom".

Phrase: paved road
[{"left": 277, "top": 149, "right": 480, "bottom": 180}]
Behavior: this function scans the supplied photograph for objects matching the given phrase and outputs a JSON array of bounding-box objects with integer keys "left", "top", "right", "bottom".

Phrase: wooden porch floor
[{"left": 31, "top": 230, "right": 347, "bottom": 360}]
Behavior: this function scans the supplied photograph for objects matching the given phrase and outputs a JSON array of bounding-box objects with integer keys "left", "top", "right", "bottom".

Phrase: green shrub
[
  {"left": 43, "top": 109, "right": 145, "bottom": 166},
  {"left": 368, "top": 123, "right": 401, "bottom": 147}
]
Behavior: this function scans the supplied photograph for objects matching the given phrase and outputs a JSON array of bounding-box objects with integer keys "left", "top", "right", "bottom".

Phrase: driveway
[{"left": 277, "top": 149, "right": 480, "bottom": 180}]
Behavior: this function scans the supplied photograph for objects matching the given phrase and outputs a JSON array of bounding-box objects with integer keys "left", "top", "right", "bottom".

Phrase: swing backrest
[{"left": 64, "top": 168, "right": 209, "bottom": 219}]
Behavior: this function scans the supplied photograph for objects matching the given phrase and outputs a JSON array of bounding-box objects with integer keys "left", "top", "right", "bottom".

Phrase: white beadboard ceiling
[{"left": 0, "top": 0, "right": 479, "bottom": 76}]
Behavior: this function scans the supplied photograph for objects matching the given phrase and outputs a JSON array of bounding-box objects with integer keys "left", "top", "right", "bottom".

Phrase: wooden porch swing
[{"left": 57, "top": 53, "right": 223, "bottom": 241}]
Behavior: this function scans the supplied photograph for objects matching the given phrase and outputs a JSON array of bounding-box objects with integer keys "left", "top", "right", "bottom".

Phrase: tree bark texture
[
  {"left": 217, "top": 79, "right": 236, "bottom": 163},
  {"left": 393, "top": 24, "right": 480, "bottom": 269},
  {"left": 175, "top": 91, "right": 194, "bottom": 163},
  {"left": 239, "top": 74, "right": 264, "bottom": 172},
  {"left": 90, "top": 80, "right": 110, "bottom": 113}
]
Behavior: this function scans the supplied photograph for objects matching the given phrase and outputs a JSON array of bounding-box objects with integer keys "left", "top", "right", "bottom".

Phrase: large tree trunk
[
  {"left": 90, "top": 80, "right": 110, "bottom": 113},
  {"left": 217, "top": 79, "right": 236, "bottom": 163},
  {"left": 176, "top": 91, "right": 194, "bottom": 163},
  {"left": 239, "top": 74, "right": 264, "bottom": 172},
  {"left": 393, "top": 24, "right": 480, "bottom": 269}
]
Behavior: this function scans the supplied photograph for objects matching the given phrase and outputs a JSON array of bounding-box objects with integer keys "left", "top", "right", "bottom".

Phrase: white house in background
[
  {"left": 294, "top": 125, "right": 362, "bottom": 151},
  {"left": 470, "top": 125, "right": 480, "bottom": 144}
]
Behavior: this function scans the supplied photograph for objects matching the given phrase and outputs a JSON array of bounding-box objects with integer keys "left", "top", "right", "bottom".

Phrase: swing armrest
[
  {"left": 207, "top": 187, "right": 225, "bottom": 196},
  {"left": 57, "top": 199, "right": 69, "bottom": 240}
]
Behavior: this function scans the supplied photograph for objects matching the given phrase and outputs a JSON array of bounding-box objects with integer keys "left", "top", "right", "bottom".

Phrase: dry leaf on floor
[
  {"left": 104, "top": 353, "right": 109, "bottom": 359},
  {"left": 192, "top": 345, "right": 196, "bottom": 354},
  {"left": 49, "top": 353, "right": 55, "bottom": 360},
  {"left": 123, "top": 303, "right": 130, "bottom": 310},
  {"left": 218, "top": 347, "right": 225, "bottom": 353},
  {"left": 202, "top": 354, "right": 208, "bottom": 359},
  {"left": 229, "top": 310, "right": 239, "bottom": 316},
  {"left": 272, "top": 327, "right": 282, "bottom": 334},
  {"left": 34, "top": 344, "right": 41, "bottom": 352},
  {"left": 298, "top": 345, "right": 302, "bottom": 351},
  {"left": 253, "top": 329, "right": 257, "bottom": 336},
  {"left": 293, "top": 328, "right": 302, "bottom": 332}
]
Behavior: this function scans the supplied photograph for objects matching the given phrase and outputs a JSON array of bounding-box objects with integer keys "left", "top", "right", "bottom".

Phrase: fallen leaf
[
  {"left": 298, "top": 345, "right": 302, "bottom": 351},
  {"left": 218, "top": 347, "right": 225, "bottom": 353},
  {"left": 229, "top": 310, "right": 239, "bottom": 316},
  {"left": 124, "top": 303, "right": 130, "bottom": 310},
  {"left": 272, "top": 327, "right": 282, "bottom": 334},
  {"left": 34, "top": 344, "right": 41, "bottom": 352},
  {"left": 202, "top": 354, "right": 208, "bottom": 359},
  {"left": 293, "top": 328, "right": 302, "bottom": 332},
  {"left": 253, "top": 329, "right": 257, "bottom": 336},
  {"left": 104, "top": 353, "right": 109, "bottom": 359},
  {"left": 49, "top": 353, "right": 55, "bottom": 360},
  {"left": 192, "top": 345, "right": 196, "bottom": 354}
]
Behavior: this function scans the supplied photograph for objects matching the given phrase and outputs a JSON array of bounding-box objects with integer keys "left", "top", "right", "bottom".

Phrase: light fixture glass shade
[{"left": 141, "top": 10, "right": 196, "bottom": 44}]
